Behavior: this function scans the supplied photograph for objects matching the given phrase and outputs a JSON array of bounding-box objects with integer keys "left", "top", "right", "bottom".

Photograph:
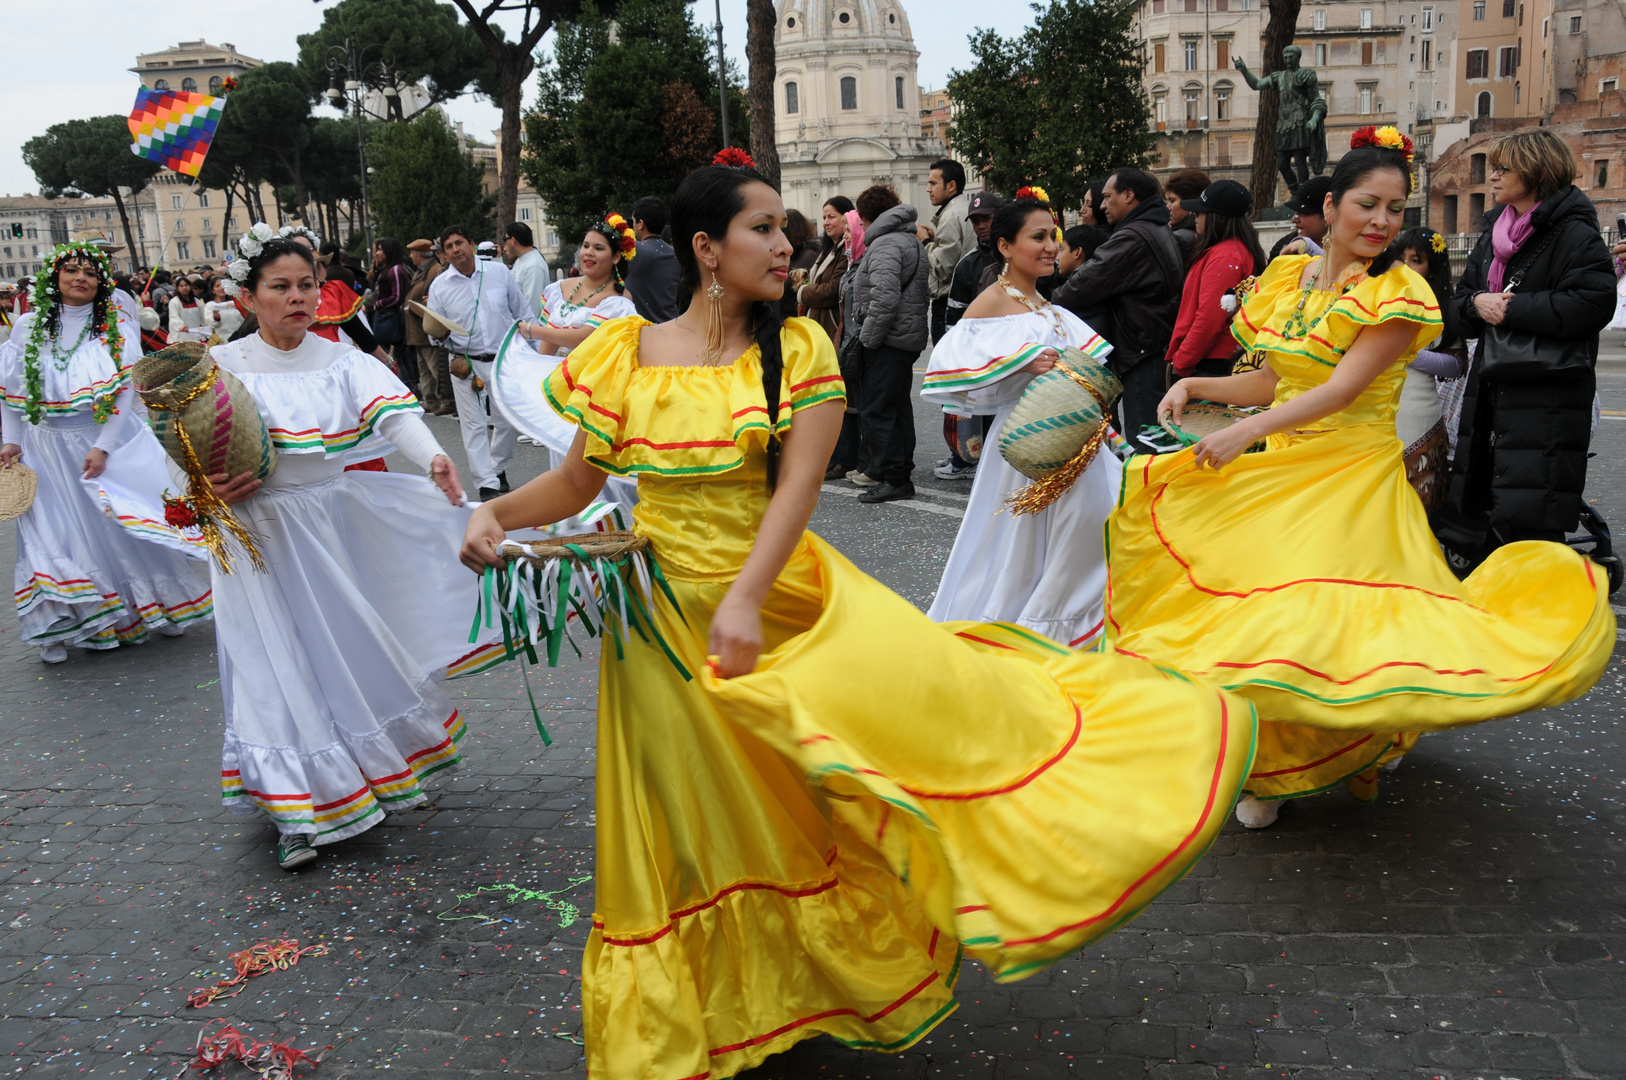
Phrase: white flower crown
[{"left": 228, "top": 222, "right": 326, "bottom": 283}]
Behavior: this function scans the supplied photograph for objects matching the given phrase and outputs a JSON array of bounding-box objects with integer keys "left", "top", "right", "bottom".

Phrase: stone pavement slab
[{"left": 0, "top": 407, "right": 1622, "bottom": 1079}]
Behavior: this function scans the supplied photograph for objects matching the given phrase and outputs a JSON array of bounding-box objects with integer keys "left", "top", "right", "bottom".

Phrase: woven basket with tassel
[
  {"left": 131, "top": 341, "right": 272, "bottom": 573},
  {"left": 997, "top": 346, "right": 1123, "bottom": 515}
]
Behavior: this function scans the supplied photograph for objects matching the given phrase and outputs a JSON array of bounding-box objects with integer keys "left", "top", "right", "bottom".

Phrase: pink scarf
[
  {"left": 1488, "top": 201, "right": 1540, "bottom": 292},
  {"left": 844, "top": 209, "right": 866, "bottom": 262}
]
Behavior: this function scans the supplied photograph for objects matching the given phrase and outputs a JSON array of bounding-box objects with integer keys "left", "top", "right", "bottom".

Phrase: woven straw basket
[
  {"left": 133, "top": 342, "right": 277, "bottom": 483},
  {"left": 0, "top": 462, "right": 37, "bottom": 522},
  {"left": 1162, "top": 402, "right": 1262, "bottom": 444},
  {"left": 502, "top": 531, "right": 648, "bottom": 564},
  {"left": 998, "top": 347, "right": 1123, "bottom": 480}
]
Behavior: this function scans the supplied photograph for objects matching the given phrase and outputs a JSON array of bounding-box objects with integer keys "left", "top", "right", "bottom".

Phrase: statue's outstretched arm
[{"left": 1233, "top": 56, "right": 1262, "bottom": 89}]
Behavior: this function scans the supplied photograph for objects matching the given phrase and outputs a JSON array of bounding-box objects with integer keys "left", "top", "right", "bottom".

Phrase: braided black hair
[{"left": 670, "top": 164, "right": 787, "bottom": 489}]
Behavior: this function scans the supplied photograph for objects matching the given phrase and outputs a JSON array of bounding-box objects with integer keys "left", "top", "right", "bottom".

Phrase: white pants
[{"left": 451, "top": 357, "right": 515, "bottom": 491}]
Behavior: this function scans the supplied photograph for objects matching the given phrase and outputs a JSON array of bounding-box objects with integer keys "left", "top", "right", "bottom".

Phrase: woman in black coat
[{"left": 1443, "top": 129, "right": 1616, "bottom": 552}]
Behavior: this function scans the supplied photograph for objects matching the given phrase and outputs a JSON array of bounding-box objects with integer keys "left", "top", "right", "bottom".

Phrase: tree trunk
[
  {"left": 221, "top": 186, "right": 235, "bottom": 248},
  {"left": 1248, "top": 0, "right": 1302, "bottom": 215},
  {"left": 109, "top": 188, "right": 143, "bottom": 274},
  {"left": 497, "top": 53, "right": 526, "bottom": 233},
  {"left": 746, "top": 0, "right": 781, "bottom": 188}
]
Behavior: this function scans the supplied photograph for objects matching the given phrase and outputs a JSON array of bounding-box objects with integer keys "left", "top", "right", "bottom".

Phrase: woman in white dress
[
  {"left": 921, "top": 195, "right": 1119, "bottom": 648},
  {"left": 0, "top": 243, "right": 211, "bottom": 663},
  {"left": 205, "top": 231, "right": 500, "bottom": 872},
  {"left": 204, "top": 278, "right": 244, "bottom": 342},
  {"left": 493, "top": 211, "right": 640, "bottom": 512},
  {"left": 167, "top": 276, "right": 209, "bottom": 343}
]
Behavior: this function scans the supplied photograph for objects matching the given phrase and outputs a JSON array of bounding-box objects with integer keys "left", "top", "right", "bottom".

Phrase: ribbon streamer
[{"left": 186, "top": 938, "right": 329, "bottom": 1008}]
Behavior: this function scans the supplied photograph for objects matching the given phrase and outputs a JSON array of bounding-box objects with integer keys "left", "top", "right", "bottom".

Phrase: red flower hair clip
[
  {"left": 1349, "top": 125, "right": 1415, "bottom": 164},
  {"left": 712, "top": 148, "right": 756, "bottom": 169}
]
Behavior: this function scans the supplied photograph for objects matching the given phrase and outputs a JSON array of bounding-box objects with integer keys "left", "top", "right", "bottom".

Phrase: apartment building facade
[{"left": 0, "top": 196, "right": 162, "bottom": 281}]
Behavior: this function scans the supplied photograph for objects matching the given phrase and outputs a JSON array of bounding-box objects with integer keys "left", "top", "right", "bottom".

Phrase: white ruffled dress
[
  {"left": 209, "top": 332, "right": 506, "bottom": 844},
  {"left": 0, "top": 306, "right": 211, "bottom": 648},
  {"left": 921, "top": 307, "right": 1120, "bottom": 648},
  {"left": 491, "top": 281, "right": 639, "bottom": 513}
]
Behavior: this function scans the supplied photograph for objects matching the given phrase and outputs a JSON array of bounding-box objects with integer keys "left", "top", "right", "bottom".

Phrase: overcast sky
[{"left": 0, "top": 0, "right": 995, "bottom": 199}]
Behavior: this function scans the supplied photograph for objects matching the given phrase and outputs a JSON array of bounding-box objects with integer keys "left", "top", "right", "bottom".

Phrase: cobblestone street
[{"left": 2, "top": 353, "right": 1625, "bottom": 1080}]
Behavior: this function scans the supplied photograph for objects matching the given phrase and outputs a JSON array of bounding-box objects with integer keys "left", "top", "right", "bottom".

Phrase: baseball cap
[
  {"left": 1180, "top": 179, "right": 1253, "bottom": 218},
  {"left": 967, "top": 191, "right": 1003, "bottom": 217},
  {"left": 1284, "top": 175, "right": 1333, "bottom": 215},
  {"left": 407, "top": 238, "right": 434, "bottom": 252}
]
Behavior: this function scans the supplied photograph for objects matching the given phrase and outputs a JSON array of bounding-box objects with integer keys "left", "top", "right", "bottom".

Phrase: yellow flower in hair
[
  {"left": 1028, "top": 186, "right": 1050, "bottom": 204},
  {"left": 1430, "top": 232, "right": 1447, "bottom": 253},
  {"left": 1374, "top": 126, "right": 1405, "bottom": 151}
]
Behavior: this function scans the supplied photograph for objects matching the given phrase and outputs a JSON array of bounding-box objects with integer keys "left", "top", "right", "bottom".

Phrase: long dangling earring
[{"left": 702, "top": 268, "right": 725, "bottom": 366}]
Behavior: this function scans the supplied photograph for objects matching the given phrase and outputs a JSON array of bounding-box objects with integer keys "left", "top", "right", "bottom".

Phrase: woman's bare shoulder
[{"left": 963, "top": 280, "right": 1025, "bottom": 320}]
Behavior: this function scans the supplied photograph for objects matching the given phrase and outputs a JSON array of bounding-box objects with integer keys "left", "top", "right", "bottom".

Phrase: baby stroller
[{"left": 1435, "top": 502, "right": 1622, "bottom": 597}]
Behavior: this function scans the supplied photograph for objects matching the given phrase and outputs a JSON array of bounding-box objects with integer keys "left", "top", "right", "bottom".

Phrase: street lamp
[{"left": 324, "top": 37, "right": 394, "bottom": 256}]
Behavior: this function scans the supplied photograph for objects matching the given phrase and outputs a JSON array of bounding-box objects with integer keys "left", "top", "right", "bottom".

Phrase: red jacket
[{"left": 1168, "top": 236, "right": 1255, "bottom": 375}]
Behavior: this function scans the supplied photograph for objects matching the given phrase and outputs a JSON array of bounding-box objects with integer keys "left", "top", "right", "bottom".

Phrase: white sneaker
[
  {"left": 934, "top": 461, "right": 977, "bottom": 480},
  {"left": 158, "top": 623, "right": 185, "bottom": 638},
  {"left": 1235, "top": 795, "right": 1283, "bottom": 829},
  {"left": 517, "top": 435, "right": 541, "bottom": 446},
  {"left": 846, "top": 470, "right": 879, "bottom": 487},
  {"left": 39, "top": 645, "right": 67, "bottom": 665}
]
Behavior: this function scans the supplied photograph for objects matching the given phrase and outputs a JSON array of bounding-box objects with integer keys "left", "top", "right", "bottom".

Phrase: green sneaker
[{"left": 276, "top": 833, "right": 319, "bottom": 870}]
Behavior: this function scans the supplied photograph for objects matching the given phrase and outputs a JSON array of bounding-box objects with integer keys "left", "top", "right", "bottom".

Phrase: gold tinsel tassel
[
  {"left": 1004, "top": 418, "right": 1110, "bottom": 517},
  {"left": 150, "top": 369, "right": 267, "bottom": 574}
]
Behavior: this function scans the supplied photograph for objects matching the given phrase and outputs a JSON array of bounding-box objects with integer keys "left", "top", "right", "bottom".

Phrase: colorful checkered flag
[{"left": 127, "top": 87, "right": 227, "bottom": 177}]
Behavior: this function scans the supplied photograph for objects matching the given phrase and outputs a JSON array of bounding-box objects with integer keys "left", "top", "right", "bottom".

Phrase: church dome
[{"left": 776, "top": 0, "right": 915, "bottom": 46}]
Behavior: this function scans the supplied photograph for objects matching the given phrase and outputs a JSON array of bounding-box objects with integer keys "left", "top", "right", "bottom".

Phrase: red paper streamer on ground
[
  {"left": 190, "top": 1020, "right": 332, "bottom": 1080},
  {"left": 186, "top": 938, "right": 330, "bottom": 1008}
]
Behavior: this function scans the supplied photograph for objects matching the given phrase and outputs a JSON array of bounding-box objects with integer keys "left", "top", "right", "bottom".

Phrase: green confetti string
[{"left": 436, "top": 876, "right": 593, "bottom": 928}]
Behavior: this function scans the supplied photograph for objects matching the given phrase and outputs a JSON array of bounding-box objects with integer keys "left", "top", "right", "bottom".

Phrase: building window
[
  {"left": 1604, "top": 77, "right": 1620, "bottom": 93},
  {"left": 1422, "top": 5, "right": 1433, "bottom": 29},
  {"left": 1477, "top": 90, "right": 1493, "bottom": 116},
  {"left": 839, "top": 76, "right": 857, "bottom": 110},
  {"left": 1215, "top": 39, "right": 1229, "bottom": 67},
  {"left": 1154, "top": 42, "right": 1166, "bottom": 73},
  {"left": 785, "top": 81, "right": 799, "bottom": 114},
  {"left": 1470, "top": 153, "right": 1486, "bottom": 183},
  {"left": 175, "top": 240, "right": 191, "bottom": 261},
  {"left": 1362, "top": 41, "right": 1374, "bottom": 64},
  {"left": 1466, "top": 49, "right": 1489, "bottom": 78},
  {"left": 1184, "top": 0, "right": 1196, "bottom": 10},
  {"left": 202, "top": 217, "right": 211, "bottom": 233},
  {"left": 181, "top": 77, "right": 197, "bottom": 92},
  {"left": 171, "top": 194, "right": 184, "bottom": 210},
  {"left": 1421, "top": 40, "right": 1432, "bottom": 69},
  {"left": 1215, "top": 86, "right": 1231, "bottom": 120},
  {"left": 1498, "top": 45, "right": 1517, "bottom": 76},
  {"left": 1598, "top": 160, "right": 1610, "bottom": 187},
  {"left": 1473, "top": 0, "right": 1485, "bottom": 18},
  {"left": 154, "top": 78, "right": 169, "bottom": 91},
  {"left": 1359, "top": 84, "right": 1374, "bottom": 112},
  {"left": 208, "top": 76, "right": 222, "bottom": 95},
  {"left": 1514, "top": 80, "right": 1521, "bottom": 103},
  {"left": 1183, "top": 39, "right": 1197, "bottom": 70},
  {"left": 1518, "top": 1, "right": 1524, "bottom": 23},
  {"left": 1153, "top": 0, "right": 1165, "bottom": 12},
  {"left": 228, "top": 215, "right": 237, "bottom": 229},
  {"left": 1443, "top": 194, "right": 1458, "bottom": 233},
  {"left": 1360, "top": 7, "right": 1372, "bottom": 27},
  {"left": 1314, "top": 8, "right": 1325, "bottom": 29},
  {"left": 1184, "top": 89, "right": 1200, "bottom": 124},
  {"left": 1316, "top": 43, "right": 1327, "bottom": 65},
  {"left": 837, "top": 10, "right": 850, "bottom": 23},
  {"left": 197, "top": 191, "right": 209, "bottom": 208},
  {"left": 519, "top": 207, "right": 533, "bottom": 221},
  {"left": 1215, "top": 0, "right": 1227, "bottom": 10},
  {"left": 895, "top": 76, "right": 904, "bottom": 109},
  {"left": 1154, "top": 93, "right": 1168, "bottom": 125},
  {"left": 202, "top": 239, "right": 217, "bottom": 259},
  {"left": 1469, "top": 192, "right": 1486, "bottom": 223},
  {"left": 1570, "top": 15, "right": 1582, "bottom": 32}
]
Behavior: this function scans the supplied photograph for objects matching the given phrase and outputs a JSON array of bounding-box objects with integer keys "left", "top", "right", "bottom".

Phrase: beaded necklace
[
  {"left": 1279, "top": 256, "right": 1366, "bottom": 341},
  {"left": 997, "top": 273, "right": 1066, "bottom": 338},
  {"left": 561, "top": 276, "right": 611, "bottom": 314},
  {"left": 48, "top": 312, "right": 96, "bottom": 369}
]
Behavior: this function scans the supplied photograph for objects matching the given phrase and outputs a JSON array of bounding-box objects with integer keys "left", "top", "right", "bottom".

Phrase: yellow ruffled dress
[
  {"left": 1107, "top": 258, "right": 1614, "bottom": 801},
  {"left": 541, "top": 317, "right": 1257, "bottom": 1079}
]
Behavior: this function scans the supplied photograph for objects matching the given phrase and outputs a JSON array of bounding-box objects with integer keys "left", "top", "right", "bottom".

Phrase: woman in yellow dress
[
  {"left": 461, "top": 161, "right": 1257, "bottom": 1078},
  {"left": 1106, "top": 128, "right": 1614, "bottom": 829}
]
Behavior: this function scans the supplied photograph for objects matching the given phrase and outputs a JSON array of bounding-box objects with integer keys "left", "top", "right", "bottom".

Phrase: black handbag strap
[{"left": 1501, "top": 225, "right": 1559, "bottom": 293}]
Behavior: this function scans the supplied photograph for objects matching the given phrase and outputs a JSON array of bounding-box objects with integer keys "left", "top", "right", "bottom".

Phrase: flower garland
[
  {"left": 712, "top": 147, "right": 755, "bottom": 169},
  {"left": 594, "top": 211, "right": 638, "bottom": 263},
  {"left": 1351, "top": 125, "right": 1417, "bottom": 192},
  {"left": 18, "top": 242, "right": 125, "bottom": 426}
]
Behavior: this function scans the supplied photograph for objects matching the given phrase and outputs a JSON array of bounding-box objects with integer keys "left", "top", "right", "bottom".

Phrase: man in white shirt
[
  {"left": 425, "top": 224, "right": 527, "bottom": 500},
  {"left": 502, "top": 222, "right": 547, "bottom": 320}
]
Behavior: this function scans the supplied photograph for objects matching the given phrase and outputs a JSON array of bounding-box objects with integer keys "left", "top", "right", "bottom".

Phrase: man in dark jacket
[
  {"left": 935, "top": 191, "right": 1003, "bottom": 480},
  {"left": 850, "top": 186, "right": 928, "bottom": 503},
  {"left": 624, "top": 196, "right": 680, "bottom": 323},
  {"left": 1443, "top": 179, "right": 1615, "bottom": 549},
  {"left": 1052, "top": 168, "right": 1184, "bottom": 448}
]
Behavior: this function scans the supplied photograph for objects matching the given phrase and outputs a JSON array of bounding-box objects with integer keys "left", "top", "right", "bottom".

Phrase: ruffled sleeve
[
  {"left": 542, "top": 318, "right": 646, "bottom": 473},
  {"left": 586, "top": 294, "right": 639, "bottom": 329},
  {"left": 1231, "top": 255, "right": 1313, "bottom": 354},
  {"left": 543, "top": 315, "right": 844, "bottom": 478},
  {"left": 1234, "top": 257, "right": 1443, "bottom": 366},
  {"left": 921, "top": 310, "right": 1108, "bottom": 415}
]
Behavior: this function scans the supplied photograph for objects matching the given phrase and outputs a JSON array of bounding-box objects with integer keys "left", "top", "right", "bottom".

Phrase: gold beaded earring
[{"left": 702, "top": 267, "right": 726, "bottom": 366}]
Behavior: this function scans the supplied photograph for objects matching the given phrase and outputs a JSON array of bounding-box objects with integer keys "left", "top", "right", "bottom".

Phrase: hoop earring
[{"left": 702, "top": 269, "right": 725, "bottom": 366}]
